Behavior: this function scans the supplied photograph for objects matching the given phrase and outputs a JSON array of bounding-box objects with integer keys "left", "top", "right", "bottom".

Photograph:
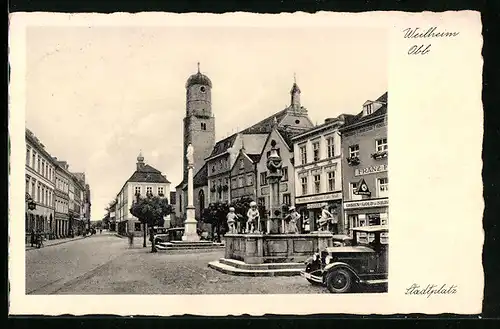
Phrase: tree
[
  {"left": 201, "top": 202, "right": 229, "bottom": 242},
  {"left": 129, "top": 192, "right": 173, "bottom": 252}
]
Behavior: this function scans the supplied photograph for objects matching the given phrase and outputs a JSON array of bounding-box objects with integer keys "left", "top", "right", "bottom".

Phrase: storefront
[
  {"left": 295, "top": 191, "right": 343, "bottom": 233},
  {"left": 343, "top": 198, "right": 389, "bottom": 234}
]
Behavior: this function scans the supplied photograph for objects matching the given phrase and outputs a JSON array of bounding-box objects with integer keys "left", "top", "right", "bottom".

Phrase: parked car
[
  {"left": 301, "top": 225, "right": 388, "bottom": 293},
  {"left": 154, "top": 227, "right": 203, "bottom": 244}
]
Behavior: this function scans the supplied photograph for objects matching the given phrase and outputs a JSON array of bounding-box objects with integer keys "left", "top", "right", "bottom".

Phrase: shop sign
[
  {"left": 296, "top": 192, "right": 342, "bottom": 204},
  {"left": 306, "top": 202, "right": 329, "bottom": 209},
  {"left": 354, "top": 164, "right": 388, "bottom": 177},
  {"left": 354, "top": 178, "right": 371, "bottom": 196},
  {"left": 344, "top": 198, "right": 389, "bottom": 209}
]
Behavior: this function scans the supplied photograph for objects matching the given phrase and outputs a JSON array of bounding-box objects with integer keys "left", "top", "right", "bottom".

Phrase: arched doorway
[{"left": 198, "top": 190, "right": 205, "bottom": 216}]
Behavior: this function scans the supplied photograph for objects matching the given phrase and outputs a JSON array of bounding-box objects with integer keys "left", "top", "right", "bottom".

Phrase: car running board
[{"left": 359, "top": 279, "right": 388, "bottom": 285}]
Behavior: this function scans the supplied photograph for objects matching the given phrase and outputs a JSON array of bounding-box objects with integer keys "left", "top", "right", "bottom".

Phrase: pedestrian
[
  {"left": 30, "top": 228, "right": 35, "bottom": 247},
  {"left": 128, "top": 232, "right": 134, "bottom": 248},
  {"left": 284, "top": 206, "right": 300, "bottom": 234},
  {"left": 100, "top": 228, "right": 102, "bottom": 234}
]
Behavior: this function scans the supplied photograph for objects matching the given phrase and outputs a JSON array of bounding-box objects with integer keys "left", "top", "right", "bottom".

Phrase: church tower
[{"left": 183, "top": 63, "right": 216, "bottom": 178}]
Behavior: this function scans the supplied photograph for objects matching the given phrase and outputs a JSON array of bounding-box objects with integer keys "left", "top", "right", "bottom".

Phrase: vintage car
[
  {"left": 152, "top": 227, "right": 170, "bottom": 244},
  {"left": 154, "top": 227, "right": 204, "bottom": 244},
  {"left": 301, "top": 225, "right": 388, "bottom": 293}
]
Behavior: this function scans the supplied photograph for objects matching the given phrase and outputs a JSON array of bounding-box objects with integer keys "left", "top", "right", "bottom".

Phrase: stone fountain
[{"left": 208, "top": 140, "right": 333, "bottom": 276}]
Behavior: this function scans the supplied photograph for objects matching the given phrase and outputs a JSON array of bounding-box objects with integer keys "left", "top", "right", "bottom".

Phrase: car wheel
[{"left": 325, "top": 268, "right": 353, "bottom": 293}]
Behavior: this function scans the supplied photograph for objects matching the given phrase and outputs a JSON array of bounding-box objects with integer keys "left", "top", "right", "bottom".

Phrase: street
[
  {"left": 26, "top": 232, "right": 325, "bottom": 295},
  {"left": 26, "top": 232, "right": 386, "bottom": 295}
]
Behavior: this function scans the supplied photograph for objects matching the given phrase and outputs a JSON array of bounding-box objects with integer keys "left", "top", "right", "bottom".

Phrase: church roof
[
  {"left": 206, "top": 108, "right": 293, "bottom": 159},
  {"left": 340, "top": 92, "right": 388, "bottom": 132},
  {"left": 193, "top": 162, "right": 208, "bottom": 188},
  {"left": 127, "top": 164, "right": 170, "bottom": 184}
]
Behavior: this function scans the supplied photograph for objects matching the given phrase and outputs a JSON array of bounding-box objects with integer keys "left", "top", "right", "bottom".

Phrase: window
[
  {"left": 26, "top": 148, "right": 31, "bottom": 166},
  {"left": 260, "top": 172, "right": 268, "bottom": 186},
  {"left": 282, "top": 167, "right": 288, "bottom": 181},
  {"left": 365, "top": 103, "right": 374, "bottom": 115},
  {"left": 350, "top": 182, "right": 362, "bottom": 200},
  {"left": 41, "top": 161, "right": 45, "bottom": 177},
  {"left": 347, "top": 214, "right": 359, "bottom": 230},
  {"left": 299, "top": 145, "right": 307, "bottom": 165},
  {"left": 135, "top": 222, "right": 142, "bottom": 231},
  {"left": 326, "top": 137, "right": 334, "bottom": 158},
  {"left": 239, "top": 159, "right": 244, "bottom": 169},
  {"left": 45, "top": 190, "right": 49, "bottom": 205},
  {"left": 283, "top": 193, "right": 291, "bottom": 206},
  {"left": 378, "top": 177, "right": 389, "bottom": 197},
  {"left": 238, "top": 176, "right": 244, "bottom": 188},
  {"left": 327, "top": 171, "right": 335, "bottom": 191},
  {"left": 367, "top": 213, "right": 381, "bottom": 226},
  {"left": 32, "top": 152, "right": 36, "bottom": 169},
  {"left": 37, "top": 156, "right": 41, "bottom": 173},
  {"left": 313, "top": 141, "right": 320, "bottom": 161},
  {"left": 26, "top": 177, "right": 30, "bottom": 194},
  {"left": 231, "top": 178, "right": 237, "bottom": 189},
  {"left": 146, "top": 186, "right": 153, "bottom": 195},
  {"left": 349, "top": 144, "right": 360, "bottom": 158},
  {"left": 201, "top": 122, "right": 207, "bottom": 130},
  {"left": 32, "top": 181, "right": 36, "bottom": 199},
  {"left": 37, "top": 185, "right": 41, "bottom": 202},
  {"left": 247, "top": 174, "right": 254, "bottom": 186},
  {"left": 158, "top": 186, "right": 164, "bottom": 196},
  {"left": 314, "top": 175, "right": 321, "bottom": 193},
  {"left": 301, "top": 177, "right": 308, "bottom": 195},
  {"left": 376, "top": 138, "right": 388, "bottom": 152},
  {"left": 212, "top": 165, "right": 216, "bottom": 174}
]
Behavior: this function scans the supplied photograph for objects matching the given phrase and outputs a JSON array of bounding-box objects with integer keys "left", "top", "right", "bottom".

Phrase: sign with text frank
[{"left": 354, "top": 164, "right": 388, "bottom": 177}]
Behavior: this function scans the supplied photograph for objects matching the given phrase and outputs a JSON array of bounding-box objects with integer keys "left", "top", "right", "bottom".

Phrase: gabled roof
[
  {"left": 340, "top": 92, "right": 388, "bottom": 132},
  {"left": 276, "top": 128, "right": 299, "bottom": 149},
  {"left": 207, "top": 133, "right": 239, "bottom": 158},
  {"left": 241, "top": 108, "right": 289, "bottom": 134},
  {"left": 247, "top": 154, "right": 261, "bottom": 163},
  {"left": 127, "top": 164, "right": 170, "bottom": 183}
]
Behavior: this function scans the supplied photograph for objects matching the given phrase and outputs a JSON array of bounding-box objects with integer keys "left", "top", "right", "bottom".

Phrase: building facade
[
  {"left": 70, "top": 174, "right": 86, "bottom": 235},
  {"left": 54, "top": 160, "right": 71, "bottom": 238},
  {"left": 230, "top": 149, "right": 260, "bottom": 202},
  {"left": 25, "top": 129, "right": 56, "bottom": 241},
  {"left": 115, "top": 153, "right": 171, "bottom": 236},
  {"left": 256, "top": 127, "right": 298, "bottom": 220},
  {"left": 291, "top": 115, "right": 351, "bottom": 232},
  {"left": 340, "top": 92, "right": 388, "bottom": 235}
]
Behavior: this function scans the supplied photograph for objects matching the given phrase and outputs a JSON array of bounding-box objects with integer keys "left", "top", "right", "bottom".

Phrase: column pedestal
[{"left": 182, "top": 206, "right": 200, "bottom": 242}]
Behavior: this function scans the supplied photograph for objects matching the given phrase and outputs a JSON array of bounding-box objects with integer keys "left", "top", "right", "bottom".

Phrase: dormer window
[{"left": 364, "top": 103, "right": 374, "bottom": 115}]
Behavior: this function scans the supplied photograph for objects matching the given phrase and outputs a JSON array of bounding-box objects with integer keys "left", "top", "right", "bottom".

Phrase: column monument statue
[
  {"left": 266, "top": 140, "right": 284, "bottom": 234},
  {"left": 182, "top": 144, "right": 200, "bottom": 241}
]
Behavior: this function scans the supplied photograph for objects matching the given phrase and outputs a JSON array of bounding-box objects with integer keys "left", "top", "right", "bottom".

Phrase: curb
[{"left": 25, "top": 236, "right": 87, "bottom": 251}]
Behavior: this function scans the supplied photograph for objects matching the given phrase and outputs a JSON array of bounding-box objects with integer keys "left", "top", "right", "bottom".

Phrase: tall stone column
[
  {"left": 266, "top": 140, "right": 284, "bottom": 234},
  {"left": 182, "top": 144, "right": 200, "bottom": 242}
]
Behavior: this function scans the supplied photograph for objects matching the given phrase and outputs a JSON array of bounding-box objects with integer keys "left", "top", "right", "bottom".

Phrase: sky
[{"left": 25, "top": 25, "right": 387, "bottom": 221}]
